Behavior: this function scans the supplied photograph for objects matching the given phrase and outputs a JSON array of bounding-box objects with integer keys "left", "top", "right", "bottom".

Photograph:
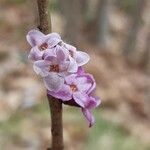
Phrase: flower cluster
[{"left": 26, "top": 30, "right": 100, "bottom": 127}]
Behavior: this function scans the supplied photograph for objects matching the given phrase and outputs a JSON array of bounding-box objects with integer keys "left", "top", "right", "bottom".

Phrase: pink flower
[
  {"left": 64, "top": 43, "right": 90, "bottom": 67},
  {"left": 26, "top": 29, "right": 62, "bottom": 61},
  {"left": 27, "top": 30, "right": 90, "bottom": 68},
  {"left": 26, "top": 29, "right": 101, "bottom": 127},
  {"left": 33, "top": 46, "right": 79, "bottom": 91},
  {"left": 48, "top": 69, "right": 100, "bottom": 127}
]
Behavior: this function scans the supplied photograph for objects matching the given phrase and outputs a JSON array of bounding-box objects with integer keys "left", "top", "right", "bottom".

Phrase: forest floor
[{"left": 0, "top": 0, "right": 150, "bottom": 150}]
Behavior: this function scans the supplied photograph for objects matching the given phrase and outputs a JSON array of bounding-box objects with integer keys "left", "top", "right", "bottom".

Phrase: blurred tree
[
  {"left": 95, "top": 0, "right": 110, "bottom": 48},
  {"left": 140, "top": 32, "right": 150, "bottom": 71},
  {"left": 83, "top": 0, "right": 110, "bottom": 48},
  {"left": 122, "top": 0, "right": 145, "bottom": 59},
  {"left": 115, "top": 0, "right": 139, "bottom": 14},
  {"left": 59, "top": 0, "right": 87, "bottom": 45}
]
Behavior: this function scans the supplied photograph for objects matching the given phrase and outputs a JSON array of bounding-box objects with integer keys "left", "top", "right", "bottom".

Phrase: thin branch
[
  {"left": 36, "top": 0, "right": 63, "bottom": 150},
  {"left": 47, "top": 95, "right": 63, "bottom": 150},
  {"left": 37, "top": 0, "right": 51, "bottom": 34}
]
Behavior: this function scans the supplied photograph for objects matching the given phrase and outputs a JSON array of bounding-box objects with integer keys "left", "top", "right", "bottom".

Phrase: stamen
[
  {"left": 70, "top": 84, "right": 77, "bottom": 92},
  {"left": 39, "top": 43, "right": 48, "bottom": 51},
  {"left": 49, "top": 65, "right": 59, "bottom": 72}
]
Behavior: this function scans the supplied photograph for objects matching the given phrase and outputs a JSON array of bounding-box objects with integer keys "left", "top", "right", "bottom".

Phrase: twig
[
  {"left": 36, "top": 0, "right": 64, "bottom": 149},
  {"left": 47, "top": 95, "right": 63, "bottom": 150},
  {"left": 37, "top": 0, "right": 51, "bottom": 34}
]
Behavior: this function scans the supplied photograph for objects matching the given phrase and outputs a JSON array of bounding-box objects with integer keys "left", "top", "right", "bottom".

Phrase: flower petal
[
  {"left": 67, "top": 56, "right": 78, "bottom": 73},
  {"left": 64, "top": 43, "right": 77, "bottom": 58},
  {"left": 76, "top": 51, "right": 90, "bottom": 66},
  {"left": 56, "top": 47, "right": 67, "bottom": 62},
  {"left": 65, "top": 74, "right": 77, "bottom": 85},
  {"left": 82, "top": 108, "right": 95, "bottom": 127},
  {"left": 26, "top": 30, "right": 45, "bottom": 47},
  {"left": 43, "top": 73, "right": 64, "bottom": 91},
  {"left": 73, "top": 92, "right": 89, "bottom": 108},
  {"left": 47, "top": 84, "right": 72, "bottom": 101},
  {"left": 59, "top": 62, "right": 70, "bottom": 77},
  {"left": 76, "top": 73, "right": 96, "bottom": 95},
  {"left": 42, "top": 48, "right": 57, "bottom": 61},
  {"left": 65, "top": 43, "right": 76, "bottom": 51},
  {"left": 77, "top": 82, "right": 92, "bottom": 93},
  {"left": 47, "top": 38, "right": 62, "bottom": 48},
  {"left": 28, "top": 47, "right": 43, "bottom": 61},
  {"left": 33, "top": 60, "right": 50, "bottom": 77},
  {"left": 46, "top": 32, "right": 61, "bottom": 40},
  {"left": 86, "top": 96, "right": 100, "bottom": 109},
  {"left": 85, "top": 74, "right": 96, "bottom": 95},
  {"left": 45, "top": 32, "right": 62, "bottom": 48},
  {"left": 77, "top": 67, "right": 85, "bottom": 75},
  {"left": 74, "top": 74, "right": 95, "bottom": 93}
]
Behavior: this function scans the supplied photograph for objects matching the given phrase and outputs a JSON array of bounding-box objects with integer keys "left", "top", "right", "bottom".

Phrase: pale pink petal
[
  {"left": 59, "top": 61, "right": 69, "bottom": 72},
  {"left": 87, "top": 82, "right": 96, "bottom": 95},
  {"left": 76, "top": 73, "right": 96, "bottom": 95},
  {"left": 44, "top": 53, "right": 58, "bottom": 64},
  {"left": 64, "top": 43, "right": 77, "bottom": 58},
  {"left": 75, "top": 76, "right": 88, "bottom": 84},
  {"left": 28, "top": 47, "right": 43, "bottom": 61},
  {"left": 43, "top": 73, "right": 64, "bottom": 91},
  {"left": 47, "top": 38, "right": 62, "bottom": 48},
  {"left": 73, "top": 92, "right": 89, "bottom": 108},
  {"left": 85, "top": 74, "right": 96, "bottom": 94},
  {"left": 26, "top": 30, "right": 45, "bottom": 47},
  {"left": 33, "top": 60, "right": 50, "bottom": 77},
  {"left": 77, "top": 67, "right": 85, "bottom": 75},
  {"left": 86, "top": 96, "right": 100, "bottom": 109},
  {"left": 43, "top": 48, "right": 57, "bottom": 59},
  {"left": 77, "top": 82, "right": 92, "bottom": 93},
  {"left": 47, "top": 84, "right": 72, "bottom": 101},
  {"left": 67, "top": 56, "right": 78, "bottom": 73},
  {"left": 94, "top": 96, "right": 101, "bottom": 107},
  {"left": 56, "top": 47, "right": 66, "bottom": 62},
  {"left": 45, "top": 32, "right": 62, "bottom": 48},
  {"left": 58, "top": 46, "right": 69, "bottom": 60},
  {"left": 82, "top": 108, "right": 95, "bottom": 127},
  {"left": 46, "top": 32, "right": 61, "bottom": 39},
  {"left": 65, "top": 74, "right": 77, "bottom": 85},
  {"left": 75, "top": 75, "right": 94, "bottom": 93},
  {"left": 76, "top": 51, "right": 90, "bottom": 66},
  {"left": 65, "top": 43, "right": 76, "bottom": 52}
]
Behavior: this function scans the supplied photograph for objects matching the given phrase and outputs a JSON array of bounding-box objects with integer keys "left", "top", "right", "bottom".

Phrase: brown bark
[
  {"left": 47, "top": 95, "right": 63, "bottom": 150},
  {"left": 37, "top": 0, "right": 51, "bottom": 34},
  {"left": 36, "top": 0, "right": 63, "bottom": 150}
]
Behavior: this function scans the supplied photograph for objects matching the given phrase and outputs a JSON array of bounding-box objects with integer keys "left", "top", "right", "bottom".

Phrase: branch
[
  {"left": 36, "top": 0, "right": 63, "bottom": 149},
  {"left": 47, "top": 95, "right": 63, "bottom": 150},
  {"left": 37, "top": 0, "right": 51, "bottom": 34}
]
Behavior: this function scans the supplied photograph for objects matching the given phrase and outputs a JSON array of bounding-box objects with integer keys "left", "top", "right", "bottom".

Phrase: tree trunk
[
  {"left": 123, "top": 0, "right": 145, "bottom": 57},
  {"left": 140, "top": 32, "right": 150, "bottom": 71},
  {"left": 96, "top": 0, "right": 110, "bottom": 47},
  {"left": 59, "top": 0, "right": 87, "bottom": 45}
]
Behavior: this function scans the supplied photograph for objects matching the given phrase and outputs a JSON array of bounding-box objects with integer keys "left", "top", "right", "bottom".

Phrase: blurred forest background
[{"left": 0, "top": 0, "right": 150, "bottom": 150}]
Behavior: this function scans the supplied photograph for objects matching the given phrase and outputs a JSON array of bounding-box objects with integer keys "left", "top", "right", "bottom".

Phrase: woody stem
[{"left": 36, "top": 0, "right": 63, "bottom": 150}]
